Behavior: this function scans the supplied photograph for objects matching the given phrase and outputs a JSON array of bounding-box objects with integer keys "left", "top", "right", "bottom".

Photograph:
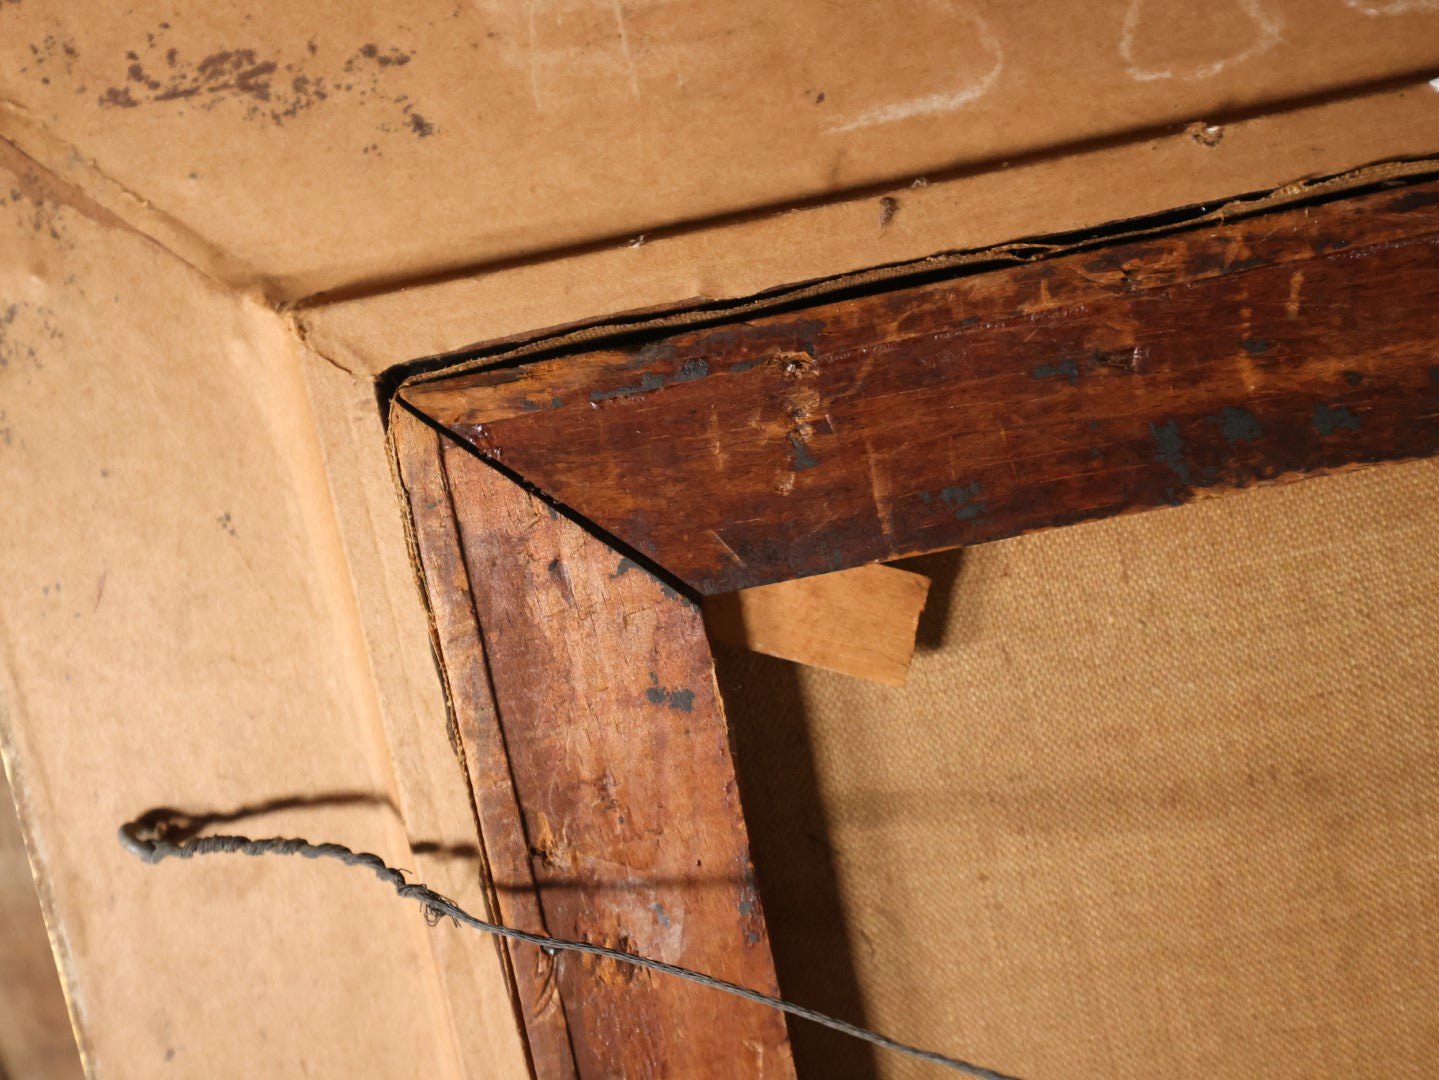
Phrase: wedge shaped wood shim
[
  {"left": 704, "top": 563, "right": 931, "bottom": 687},
  {"left": 404, "top": 180, "right": 1439, "bottom": 594}
]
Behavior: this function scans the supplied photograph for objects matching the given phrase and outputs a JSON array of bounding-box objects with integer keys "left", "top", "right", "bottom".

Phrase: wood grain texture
[
  {"left": 405, "top": 180, "right": 1439, "bottom": 594},
  {"left": 428, "top": 433, "right": 795, "bottom": 1079},
  {"left": 704, "top": 564, "right": 931, "bottom": 687},
  {"left": 391, "top": 408, "right": 580, "bottom": 1080}
]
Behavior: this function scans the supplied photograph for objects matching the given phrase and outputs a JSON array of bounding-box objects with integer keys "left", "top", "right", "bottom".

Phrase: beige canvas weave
[{"left": 720, "top": 459, "right": 1439, "bottom": 1079}]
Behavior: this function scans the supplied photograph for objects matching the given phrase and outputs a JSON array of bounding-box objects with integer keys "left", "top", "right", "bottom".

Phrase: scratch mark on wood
[{"left": 1286, "top": 269, "right": 1305, "bottom": 319}]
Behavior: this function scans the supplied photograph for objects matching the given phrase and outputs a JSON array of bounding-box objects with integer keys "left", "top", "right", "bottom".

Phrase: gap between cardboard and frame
[{"left": 380, "top": 155, "right": 1439, "bottom": 412}]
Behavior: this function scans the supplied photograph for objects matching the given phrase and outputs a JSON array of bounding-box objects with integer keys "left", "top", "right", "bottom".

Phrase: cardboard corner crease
[{"left": 2, "top": 1, "right": 1439, "bottom": 1076}]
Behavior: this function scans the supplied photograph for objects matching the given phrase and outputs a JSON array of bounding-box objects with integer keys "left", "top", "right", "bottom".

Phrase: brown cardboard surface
[
  {"left": 0, "top": 765, "right": 82, "bottom": 1079},
  {"left": 2, "top": 2, "right": 1439, "bottom": 1076},
  {"left": 0, "top": 139, "right": 526, "bottom": 1079},
  {"left": 720, "top": 458, "right": 1439, "bottom": 1079},
  {"left": 295, "top": 83, "right": 1439, "bottom": 378},
  {"left": 2, "top": 1, "right": 1439, "bottom": 301},
  {"left": 296, "top": 351, "right": 535, "bottom": 1079}
]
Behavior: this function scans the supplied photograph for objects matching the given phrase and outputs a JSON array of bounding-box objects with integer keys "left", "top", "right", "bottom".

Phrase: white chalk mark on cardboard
[
  {"left": 609, "top": 0, "right": 642, "bottom": 100},
  {"left": 827, "top": 6, "right": 1002, "bottom": 133},
  {"left": 1121, "top": 0, "right": 1282, "bottom": 82},
  {"left": 1344, "top": 0, "right": 1439, "bottom": 13},
  {"left": 526, "top": 0, "right": 545, "bottom": 111}
]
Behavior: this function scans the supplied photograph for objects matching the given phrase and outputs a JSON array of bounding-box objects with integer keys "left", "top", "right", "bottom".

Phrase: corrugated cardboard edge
[
  {"left": 391, "top": 155, "right": 1439, "bottom": 397},
  {"left": 292, "top": 82, "right": 1439, "bottom": 378},
  {"left": 294, "top": 356, "right": 538, "bottom": 1080},
  {"left": 380, "top": 402, "right": 536, "bottom": 1041}
]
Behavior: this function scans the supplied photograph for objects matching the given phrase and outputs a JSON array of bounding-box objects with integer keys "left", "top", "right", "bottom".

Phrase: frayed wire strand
[{"left": 117, "top": 819, "right": 1017, "bottom": 1080}]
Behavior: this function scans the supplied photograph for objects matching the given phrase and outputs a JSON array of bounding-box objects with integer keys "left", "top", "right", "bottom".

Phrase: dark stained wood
[
  {"left": 413, "top": 428, "right": 795, "bottom": 1079},
  {"left": 391, "top": 408, "right": 581, "bottom": 1080},
  {"left": 404, "top": 180, "right": 1439, "bottom": 594}
]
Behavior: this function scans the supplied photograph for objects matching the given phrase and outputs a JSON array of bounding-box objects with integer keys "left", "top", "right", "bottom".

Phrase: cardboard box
[{"left": 2, "top": 2, "right": 1438, "bottom": 1076}]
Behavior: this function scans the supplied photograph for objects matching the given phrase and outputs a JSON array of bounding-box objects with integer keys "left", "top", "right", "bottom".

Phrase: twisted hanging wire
[{"left": 118, "top": 815, "right": 1018, "bottom": 1079}]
